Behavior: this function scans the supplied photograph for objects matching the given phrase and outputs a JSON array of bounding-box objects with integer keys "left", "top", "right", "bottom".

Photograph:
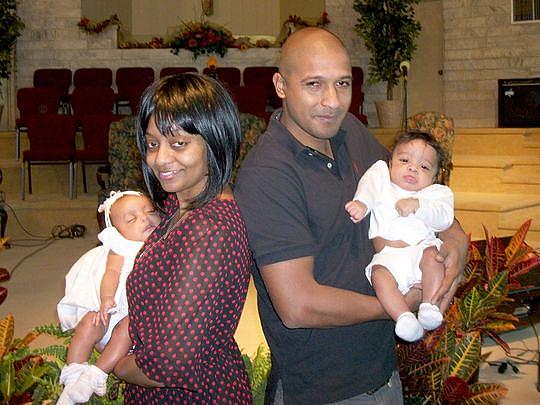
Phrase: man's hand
[
  {"left": 345, "top": 200, "right": 367, "bottom": 223},
  {"left": 432, "top": 224, "right": 469, "bottom": 311},
  {"left": 395, "top": 198, "right": 419, "bottom": 217}
]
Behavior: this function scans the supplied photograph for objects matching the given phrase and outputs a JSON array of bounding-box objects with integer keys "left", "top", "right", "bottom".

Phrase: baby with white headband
[{"left": 57, "top": 190, "right": 160, "bottom": 405}]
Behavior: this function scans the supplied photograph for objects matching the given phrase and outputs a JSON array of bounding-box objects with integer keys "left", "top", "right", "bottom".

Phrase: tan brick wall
[
  {"left": 13, "top": 0, "right": 540, "bottom": 128},
  {"left": 443, "top": 0, "right": 540, "bottom": 127}
]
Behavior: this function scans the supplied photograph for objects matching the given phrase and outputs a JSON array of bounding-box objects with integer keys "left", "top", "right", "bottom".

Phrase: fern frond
[
  {"left": 35, "top": 345, "right": 68, "bottom": 363},
  {"left": 34, "top": 323, "right": 72, "bottom": 338}
]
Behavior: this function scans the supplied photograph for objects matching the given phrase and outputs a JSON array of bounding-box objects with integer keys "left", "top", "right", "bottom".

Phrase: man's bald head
[{"left": 279, "top": 27, "right": 350, "bottom": 76}]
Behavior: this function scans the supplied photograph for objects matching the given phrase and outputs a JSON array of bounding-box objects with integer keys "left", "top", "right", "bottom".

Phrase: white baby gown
[
  {"left": 57, "top": 226, "right": 143, "bottom": 348},
  {"left": 353, "top": 160, "right": 454, "bottom": 294}
]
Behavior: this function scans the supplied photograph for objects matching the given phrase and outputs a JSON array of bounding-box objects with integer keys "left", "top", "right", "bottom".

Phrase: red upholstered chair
[
  {"left": 21, "top": 114, "right": 78, "bottom": 200},
  {"left": 350, "top": 67, "right": 368, "bottom": 125},
  {"left": 73, "top": 68, "right": 113, "bottom": 88},
  {"left": 243, "top": 66, "right": 280, "bottom": 110},
  {"left": 115, "top": 67, "right": 155, "bottom": 114},
  {"left": 33, "top": 68, "right": 72, "bottom": 112},
  {"left": 234, "top": 85, "right": 268, "bottom": 119},
  {"left": 159, "top": 67, "right": 198, "bottom": 78},
  {"left": 77, "top": 113, "right": 124, "bottom": 193},
  {"left": 70, "top": 86, "right": 116, "bottom": 127},
  {"left": 16, "top": 87, "right": 61, "bottom": 159},
  {"left": 203, "top": 67, "right": 241, "bottom": 88}
]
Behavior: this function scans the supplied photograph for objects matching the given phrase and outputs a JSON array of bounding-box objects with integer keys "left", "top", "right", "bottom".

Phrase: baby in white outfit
[
  {"left": 57, "top": 190, "right": 160, "bottom": 404},
  {"left": 345, "top": 131, "right": 454, "bottom": 342}
]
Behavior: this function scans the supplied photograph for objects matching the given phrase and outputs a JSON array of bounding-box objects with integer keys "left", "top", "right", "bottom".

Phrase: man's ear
[{"left": 273, "top": 72, "right": 286, "bottom": 99}]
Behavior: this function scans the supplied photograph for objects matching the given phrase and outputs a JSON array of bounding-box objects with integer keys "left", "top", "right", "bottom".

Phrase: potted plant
[
  {"left": 353, "top": 0, "right": 421, "bottom": 128},
  {"left": 0, "top": 0, "right": 24, "bottom": 119},
  {"left": 397, "top": 219, "right": 540, "bottom": 403}
]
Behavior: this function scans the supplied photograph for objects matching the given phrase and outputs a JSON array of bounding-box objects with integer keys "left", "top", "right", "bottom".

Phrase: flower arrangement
[
  {"left": 77, "top": 14, "right": 121, "bottom": 34},
  {"left": 169, "top": 21, "right": 234, "bottom": 60}
]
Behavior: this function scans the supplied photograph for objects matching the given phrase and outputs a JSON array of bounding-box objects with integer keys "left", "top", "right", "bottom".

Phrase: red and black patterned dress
[{"left": 125, "top": 195, "right": 253, "bottom": 404}]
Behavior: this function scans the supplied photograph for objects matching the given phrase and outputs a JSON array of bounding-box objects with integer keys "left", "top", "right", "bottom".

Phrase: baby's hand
[
  {"left": 395, "top": 198, "right": 419, "bottom": 217},
  {"left": 95, "top": 297, "right": 116, "bottom": 325},
  {"left": 345, "top": 200, "right": 367, "bottom": 223}
]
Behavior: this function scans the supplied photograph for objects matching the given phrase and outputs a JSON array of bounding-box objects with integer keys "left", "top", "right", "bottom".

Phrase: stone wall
[
  {"left": 443, "top": 0, "right": 540, "bottom": 127},
  {"left": 13, "top": 0, "right": 540, "bottom": 129}
]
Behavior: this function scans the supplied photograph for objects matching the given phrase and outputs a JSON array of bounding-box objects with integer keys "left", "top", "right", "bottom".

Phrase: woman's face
[{"left": 144, "top": 114, "right": 208, "bottom": 202}]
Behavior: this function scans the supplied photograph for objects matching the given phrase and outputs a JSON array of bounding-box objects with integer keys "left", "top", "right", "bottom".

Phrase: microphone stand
[{"left": 400, "top": 64, "right": 409, "bottom": 131}]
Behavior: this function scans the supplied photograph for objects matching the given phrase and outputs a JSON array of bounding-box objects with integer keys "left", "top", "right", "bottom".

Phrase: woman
[{"left": 114, "top": 73, "right": 253, "bottom": 404}]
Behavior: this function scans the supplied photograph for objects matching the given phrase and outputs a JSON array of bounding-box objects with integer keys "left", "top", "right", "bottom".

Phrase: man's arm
[
  {"left": 432, "top": 219, "right": 469, "bottom": 311},
  {"left": 261, "top": 256, "right": 421, "bottom": 328}
]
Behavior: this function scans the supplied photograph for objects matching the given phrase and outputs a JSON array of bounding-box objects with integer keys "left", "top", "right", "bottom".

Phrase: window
[{"left": 512, "top": 0, "right": 540, "bottom": 22}]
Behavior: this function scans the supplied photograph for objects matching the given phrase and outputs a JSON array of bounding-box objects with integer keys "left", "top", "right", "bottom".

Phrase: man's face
[{"left": 276, "top": 45, "right": 352, "bottom": 148}]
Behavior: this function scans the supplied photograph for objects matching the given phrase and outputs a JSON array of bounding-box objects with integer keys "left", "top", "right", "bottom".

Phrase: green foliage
[
  {"left": 0, "top": 0, "right": 24, "bottom": 81},
  {"left": 0, "top": 314, "right": 58, "bottom": 404},
  {"left": 242, "top": 344, "right": 271, "bottom": 405},
  {"left": 353, "top": 0, "right": 421, "bottom": 100},
  {"left": 0, "top": 317, "right": 125, "bottom": 404},
  {"left": 398, "top": 220, "right": 539, "bottom": 404}
]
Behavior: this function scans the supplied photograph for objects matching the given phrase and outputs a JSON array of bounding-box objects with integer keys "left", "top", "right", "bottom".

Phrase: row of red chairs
[
  {"left": 20, "top": 113, "right": 124, "bottom": 200},
  {"left": 29, "top": 66, "right": 367, "bottom": 123}
]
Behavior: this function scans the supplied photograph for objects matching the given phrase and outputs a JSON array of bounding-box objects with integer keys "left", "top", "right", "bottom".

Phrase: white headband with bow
[{"left": 98, "top": 190, "right": 143, "bottom": 228}]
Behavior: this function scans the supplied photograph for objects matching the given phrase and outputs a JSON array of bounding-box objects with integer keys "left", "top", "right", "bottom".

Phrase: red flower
[{"left": 188, "top": 38, "right": 198, "bottom": 48}]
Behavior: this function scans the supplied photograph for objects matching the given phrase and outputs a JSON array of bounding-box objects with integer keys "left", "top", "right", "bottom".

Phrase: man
[{"left": 235, "top": 27, "right": 467, "bottom": 404}]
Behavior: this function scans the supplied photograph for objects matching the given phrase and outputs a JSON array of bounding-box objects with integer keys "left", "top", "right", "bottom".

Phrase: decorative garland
[
  {"left": 76, "top": 11, "right": 331, "bottom": 52},
  {"left": 77, "top": 14, "right": 121, "bottom": 34}
]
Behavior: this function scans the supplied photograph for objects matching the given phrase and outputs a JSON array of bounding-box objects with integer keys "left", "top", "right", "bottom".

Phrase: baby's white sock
[
  {"left": 395, "top": 312, "right": 424, "bottom": 342},
  {"left": 57, "top": 365, "right": 108, "bottom": 404},
  {"left": 418, "top": 302, "right": 443, "bottom": 330}
]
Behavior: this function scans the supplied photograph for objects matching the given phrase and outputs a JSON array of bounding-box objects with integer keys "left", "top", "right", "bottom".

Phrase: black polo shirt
[{"left": 235, "top": 112, "right": 395, "bottom": 404}]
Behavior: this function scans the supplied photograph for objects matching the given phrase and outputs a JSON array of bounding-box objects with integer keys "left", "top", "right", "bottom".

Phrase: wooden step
[
  {"left": 453, "top": 155, "right": 540, "bottom": 169},
  {"left": 454, "top": 191, "right": 540, "bottom": 245},
  {"left": 453, "top": 128, "right": 540, "bottom": 156},
  {"left": 450, "top": 167, "right": 540, "bottom": 194}
]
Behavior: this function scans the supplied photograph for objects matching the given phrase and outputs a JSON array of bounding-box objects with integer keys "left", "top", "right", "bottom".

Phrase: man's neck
[{"left": 278, "top": 110, "right": 335, "bottom": 158}]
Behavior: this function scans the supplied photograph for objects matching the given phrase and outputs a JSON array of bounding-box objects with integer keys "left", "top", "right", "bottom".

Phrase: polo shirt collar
[{"left": 269, "top": 109, "right": 347, "bottom": 158}]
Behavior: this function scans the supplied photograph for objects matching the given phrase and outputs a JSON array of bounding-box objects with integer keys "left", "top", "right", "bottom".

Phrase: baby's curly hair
[{"left": 391, "top": 130, "right": 450, "bottom": 183}]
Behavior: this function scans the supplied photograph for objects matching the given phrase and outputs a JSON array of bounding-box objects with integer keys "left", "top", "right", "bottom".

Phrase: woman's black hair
[
  {"left": 391, "top": 130, "right": 449, "bottom": 180},
  {"left": 136, "top": 73, "right": 242, "bottom": 209}
]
